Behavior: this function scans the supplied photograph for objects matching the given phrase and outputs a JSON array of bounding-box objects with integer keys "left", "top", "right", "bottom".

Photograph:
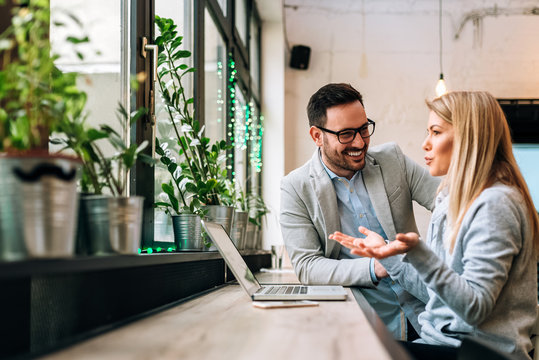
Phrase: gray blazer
[{"left": 280, "top": 142, "right": 440, "bottom": 288}]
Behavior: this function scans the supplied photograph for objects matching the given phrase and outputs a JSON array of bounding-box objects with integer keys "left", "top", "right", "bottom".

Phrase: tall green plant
[{"left": 154, "top": 15, "right": 231, "bottom": 213}]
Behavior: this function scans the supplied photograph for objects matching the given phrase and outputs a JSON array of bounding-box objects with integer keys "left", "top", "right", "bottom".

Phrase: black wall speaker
[{"left": 290, "top": 45, "right": 311, "bottom": 70}]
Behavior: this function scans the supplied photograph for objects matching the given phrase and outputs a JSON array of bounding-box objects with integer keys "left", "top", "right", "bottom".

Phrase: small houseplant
[
  {"left": 154, "top": 139, "right": 206, "bottom": 251},
  {"left": 0, "top": 0, "right": 89, "bottom": 260},
  {"left": 53, "top": 102, "right": 154, "bottom": 255},
  {"left": 246, "top": 192, "right": 269, "bottom": 249},
  {"left": 228, "top": 180, "right": 249, "bottom": 249},
  {"left": 153, "top": 15, "right": 233, "bottom": 251},
  {"left": 56, "top": 103, "right": 151, "bottom": 196}
]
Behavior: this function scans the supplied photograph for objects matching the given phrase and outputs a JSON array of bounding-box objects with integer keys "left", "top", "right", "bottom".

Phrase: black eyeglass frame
[{"left": 315, "top": 119, "right": 376, "bottom": 144}]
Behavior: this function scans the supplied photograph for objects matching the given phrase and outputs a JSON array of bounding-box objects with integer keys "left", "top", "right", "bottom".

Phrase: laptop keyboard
[{"left": 264, "top": 285, "right": 308, "bottom": 295}]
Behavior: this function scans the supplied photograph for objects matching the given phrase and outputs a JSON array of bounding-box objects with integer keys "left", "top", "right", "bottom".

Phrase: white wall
[{"left": 279, "top": 0, "right": 539, "bottom": 237}]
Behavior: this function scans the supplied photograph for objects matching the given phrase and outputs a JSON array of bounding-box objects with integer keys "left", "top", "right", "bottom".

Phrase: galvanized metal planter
[
  {"left": 254, "top": 227, "right": 262, "bottom": 249},
  {"left": 245, "top": 221, "right": 257, "bottom": 250},
  {"left": 172, "top": 213, "right": 202, "bottom": 251},
  {"left": 203, "top": 205, "right": 234, "bottom": 251},
  {"left": 76, "top": 195, "right": 143, "bottom": 255},
  {"left": 0, "top": 154, "right": 80, "bottom": 260},
  {"left": 230, "top": 210, "right": 248, "bottom": 249},
  {"left": 76, "top": 194, "right": 112, "bottom": 255},
  {"left": 247, "top": 227, "right": 260, "bottom": 249},
  {"left": 108, "top": 196, "right": 144, "bottom": 255}
]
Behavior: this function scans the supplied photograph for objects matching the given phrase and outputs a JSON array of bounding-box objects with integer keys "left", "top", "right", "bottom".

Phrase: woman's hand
[
  {"left": 329, "top": 226, "right": 387, "bottom": 257},
  {"left": 329, "top": 227, "right": 421, "bottom": 259}
]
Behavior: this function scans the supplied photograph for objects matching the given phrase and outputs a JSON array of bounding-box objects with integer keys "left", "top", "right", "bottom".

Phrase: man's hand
[{"left": 374, "top": 259, "right": 388, "bottom": 279}]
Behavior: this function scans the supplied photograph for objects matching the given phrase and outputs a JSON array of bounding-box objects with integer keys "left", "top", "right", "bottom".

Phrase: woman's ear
[{"left": 309, "top": 126, "right": 323, "bottom": 147}]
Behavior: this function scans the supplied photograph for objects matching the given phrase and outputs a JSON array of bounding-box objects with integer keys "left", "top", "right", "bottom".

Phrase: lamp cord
[
  {"left": 282, "top": 2, "right": 293, "bottom": 54},
  {"left": 439, "top": 0, "right": 443, "bottom": 75}
]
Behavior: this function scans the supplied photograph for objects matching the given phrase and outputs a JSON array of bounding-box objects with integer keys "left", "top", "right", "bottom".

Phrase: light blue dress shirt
[{"left": 321, "top": 157, "right": 408, "bottom": 340}]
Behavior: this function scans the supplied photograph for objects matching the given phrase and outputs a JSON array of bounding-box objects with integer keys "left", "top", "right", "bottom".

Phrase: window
[
  {"left": 153, "top": 0, "right": 192, "bottom": 242},
  {"left": 136, "top": 0, "right": 263, "bottom": 247},
  {"left": 232, "top": 82, "right": 248, "bottom": 187},
  {"left": 204, "top": 8, "right": 227, "bottom": 143},
  {"left": 50, "top": 0, "right": 125, "bottom": 162},
  {"left": 235, "top": 0, "right": 247, "bottom": 46},
  {"left": 49, "top": 0, "right": 264, "bottom": 247},
  {"left": 248, "top": 98, "right": 262, "bottom": 194},
  {"left": 249, "top": 11, "right": 260, "bottom": 97},
  {"left": 216, "top": 0, "right": 227, "bottom": 16}
]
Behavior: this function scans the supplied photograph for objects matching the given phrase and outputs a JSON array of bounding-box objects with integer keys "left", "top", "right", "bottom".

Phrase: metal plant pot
[
  {"left": 172, "top": 213, "right": 202, "bottom": 251},
  {"left": 247, "top": 227, "right": 259, "bottom": 249},
  {"left": 0, "top": 154, "right": 80, "bottom": 260},
  {"left": 76, "top": 194, "right": 113, "bottom": 255},
  {"left": 254, "top": 227, "right": 263, "bottom": 249},
  {"left": 108, "top": 196, "right": 144, "bottom": 255},
  {"left": 230, "top": 210, "right": 248, "bottom": 249},
  {"left": 203, "top": 205, "right": 234, "bottom": 251},
  {"left": 204, "top": 205, "right": 234, "bottom": 233},
  {"left": 245, "top": 221, "right": 257, "bottom": 250}
]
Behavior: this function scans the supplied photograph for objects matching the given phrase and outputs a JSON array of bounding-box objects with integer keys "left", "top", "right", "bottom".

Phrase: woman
[{"left": 330, "top": 91, "right": 539, "bottom": 359}]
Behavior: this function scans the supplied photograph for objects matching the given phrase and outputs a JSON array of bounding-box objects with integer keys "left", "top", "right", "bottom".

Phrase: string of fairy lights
[
  {"left": 216, "top": 60, "right": 224, "bottom": 124},
  {"left": 226, "top": 55, "right": 264, "bottom": 177}
]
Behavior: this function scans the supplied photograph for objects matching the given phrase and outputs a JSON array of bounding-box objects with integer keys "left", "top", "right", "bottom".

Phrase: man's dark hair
[{"left": 307, "top": 83, "right": 364, "bottom": 127}]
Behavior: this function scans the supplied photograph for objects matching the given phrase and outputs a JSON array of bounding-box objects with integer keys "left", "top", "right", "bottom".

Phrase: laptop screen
[{"left": 201, "top": 220, "right": 261, "bottom": 297}]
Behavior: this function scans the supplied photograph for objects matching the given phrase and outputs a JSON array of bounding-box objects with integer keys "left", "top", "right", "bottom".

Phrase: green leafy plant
[
  {"left": 153, "top": 15, "right": 231, "bottom": 214},
  {"left": 228, "top": 180, "right": 248, "bottom": 212},
  {"left": 154, "top": 140, "right": 202, "bottom": 216},
  {"left": 247, "top": 192, "right": 269, "bottom": 228},
  {"left": 53, "top": 103, "right": 154, "bottom": 196},
  {"left": 0, "top": 0, "right": 89, "bottom": 152}
]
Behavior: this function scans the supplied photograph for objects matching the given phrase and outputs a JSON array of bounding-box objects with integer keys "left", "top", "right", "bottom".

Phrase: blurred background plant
[
  {"left": 247, "top": 192, "right": 269, "bottom": 228},
  {"left": 0, "top": 0, "right": 92, "bottom": 152},
  {"left": 53, "top": 102, "right": 153, "bottom": 196}
]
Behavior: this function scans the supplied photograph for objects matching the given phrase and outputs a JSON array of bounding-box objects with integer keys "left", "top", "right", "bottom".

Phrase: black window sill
[{"left": 0, "top": 249, "right": 270, "bottom": 279}]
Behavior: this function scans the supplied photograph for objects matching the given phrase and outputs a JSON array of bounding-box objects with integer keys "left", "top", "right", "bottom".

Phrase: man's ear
[{"left": 309, "top": 126, "right": 323, "bottom": 147}]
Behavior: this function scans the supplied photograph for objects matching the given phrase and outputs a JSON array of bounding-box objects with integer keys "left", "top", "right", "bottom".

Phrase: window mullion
[{"left": 194, "top": 0, "right": 206, "bottom": 128}]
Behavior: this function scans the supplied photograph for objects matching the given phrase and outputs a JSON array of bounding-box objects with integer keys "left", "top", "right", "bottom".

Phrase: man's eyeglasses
[{"left": 316, "top": 119, "right": 376, "bottom": 144}]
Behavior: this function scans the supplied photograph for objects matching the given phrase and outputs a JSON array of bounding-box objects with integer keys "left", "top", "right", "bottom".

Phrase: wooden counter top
[{"left": 42, "top": 270, "right": 410, "bottom": 360}]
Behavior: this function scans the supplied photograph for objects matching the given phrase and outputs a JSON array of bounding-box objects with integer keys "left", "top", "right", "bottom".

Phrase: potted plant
[
  {"left": 228, "top": 181, "right": 249, "bottom": 249},
  {"left": 0, "top": 0, "right": 88, "bottom": 260},
  {"left": 154, "top": 140, "right": 206, "bottom": 251},
  {"left": 54, "top": 102, "right": 153, "bottom": 255},
  {"left": 153, "top": 15, "right": 233, "bottom": 251},
  {"left": 246, "top": 192, "right": 269, "bottom": 249}
]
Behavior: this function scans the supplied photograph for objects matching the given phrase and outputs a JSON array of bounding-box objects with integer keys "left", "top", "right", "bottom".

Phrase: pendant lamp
[{"left": 435, "top": 0, "right": 448, "bottom": 96}]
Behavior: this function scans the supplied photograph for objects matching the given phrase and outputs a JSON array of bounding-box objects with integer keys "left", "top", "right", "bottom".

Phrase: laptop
[{"left": 201, "top": 220, "right": 347, "bottom": 301}]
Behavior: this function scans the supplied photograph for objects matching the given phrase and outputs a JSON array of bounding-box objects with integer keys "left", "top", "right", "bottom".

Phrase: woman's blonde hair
[{"left": 426, "top": 91, "right": 539, "bottom": 254}]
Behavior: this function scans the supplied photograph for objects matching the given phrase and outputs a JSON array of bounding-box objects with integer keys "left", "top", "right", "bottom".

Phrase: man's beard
[{"left": 321, "top": 138, "right": 368, "bottom": 174}]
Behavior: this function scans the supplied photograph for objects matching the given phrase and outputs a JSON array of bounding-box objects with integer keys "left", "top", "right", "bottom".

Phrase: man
[{"left": 279, "top": 83, "right": 440, "bottom": 340}]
